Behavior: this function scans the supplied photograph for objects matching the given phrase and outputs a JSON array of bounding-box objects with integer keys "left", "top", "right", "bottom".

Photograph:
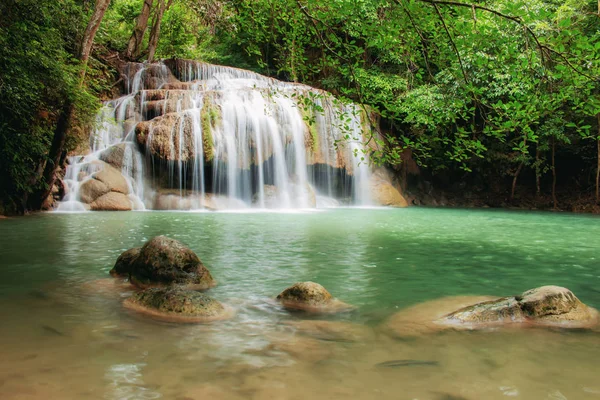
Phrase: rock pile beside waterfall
[{"left": 56, "top": 59, "right": 408, "bottom": 211}]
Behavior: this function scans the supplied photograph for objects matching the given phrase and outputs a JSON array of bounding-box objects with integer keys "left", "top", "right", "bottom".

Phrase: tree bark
[
  {"left": 80, "top": 0, "right": 111, "bottom": 82},
  {"left": 596, "top": 114, "right": 600, "bottom": 204},
  {"left": 126, "top": 0, "right": 154, "bottom": 60},
  {"left": 552, "top": 136, "right": 557, "bottom": 209},
  {"left": 32, "top": 0, "right": 110, "bottom": 209},
  {"left": 510, "top": 162, "right": 523, "bottom": 203},
  {"left": 535, "top": 144, "right": 541, "bottom": 196},
  {"left": 147, "top": 0, "right": 170, "bottom": 63}
]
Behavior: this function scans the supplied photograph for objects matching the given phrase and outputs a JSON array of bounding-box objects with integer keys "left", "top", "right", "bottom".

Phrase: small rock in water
[
  {"left": 42, "top": 325, "right": 66, "bottom": 336},
  {"left": 276, "top": 282, "right": 354, "bottom": 313},
  {"left": 548, "top": 390, "right": 567, "bottom": 400},
  {"left": 375, "top": 359, "right": 439, "bottom": 368},
  {"left": 432, "top": 393, "right": 469, "bottom": 400},
  {"left": 29, "top": 290, "right": 49, "bottom": 300},
  {"left": 499, "top": 386, "right": 519, "bottom": 397}
]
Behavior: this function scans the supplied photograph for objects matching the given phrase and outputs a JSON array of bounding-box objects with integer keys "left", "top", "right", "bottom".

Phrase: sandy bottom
[{"left": 1, "top": 285, "right": 600, "bottom": 400}]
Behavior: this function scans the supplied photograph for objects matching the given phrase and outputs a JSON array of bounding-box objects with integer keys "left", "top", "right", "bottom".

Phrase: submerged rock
[
  {"left": 517, "top": 285, "right": 597, "bottom": 325},
  {"left": 283, "top": 320, "right": 374, "bottom": 342},
  {"left": 384, "top": 286, "right": 598, "bottom": 337},
  {"left": 441, "top": 296, "right": 525, "bottom": 325},
  {"left": 110, "top": 248, "right": 141, "bottom": 277},
  {"left": 126, "top": 236, "right": 216, "bottom": 289},
  {"left": 276, "top": 282, "right": 353, "bottom": 313},
  {"left": 382, "top": 296, "right": 496, "bottom": 337},
  {"left": 124, "top": 287, "right": 231, "bottom": 323}
]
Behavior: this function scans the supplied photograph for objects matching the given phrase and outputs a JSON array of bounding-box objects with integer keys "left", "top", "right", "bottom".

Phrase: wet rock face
[
  {"left": 518, "top": 286, "right": 579, "bottom": 317},
  {"left": 98, "top": 143, "right": 140, "bottom": 175},
  {"left": 277, "top": 282, "right": 333, "bottom": 306},
  {"left": 77, "top": 161, "right": 132, "bottom": 210},
  {"left": 127, "top": 236, "right": 216, "bottom": 289},
  {"left": 383, "top": 286, "right": 598, "bottom": 338},
  {"left": 441, "top": 297, "right": 525, "bottom": 325},
  {"left": 90, "top": 192, "right": 132, "bottom": 211},
  {"left": 370, "top": 168, "right": 408, "bottom": 207},
  {"left": 438, "top": 286, "right": 597, "bottom": 328},
  {"left": 124, "top": 287, "right": 229, "bottom": 322},
  {"left": 516, "top": 285, "right": 597, "bottom": 324},
  {"left": 110, "top": 247, "right": 141, "bottom": 277},
  {"left": 276, "top": 282, "right": 353, "bottom": 313}
]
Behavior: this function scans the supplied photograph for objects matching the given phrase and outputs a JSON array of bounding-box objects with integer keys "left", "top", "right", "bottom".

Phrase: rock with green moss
[
  {"left": 200, "top": 97, "right": 219, "bottom": 162},
  {"left": 276, "top": 282, "right": 353, "bottom": 313},
  {"left": 437, "top": 286, "right": 598, "bottom": 328},
  {"left": 110, "top": 247, "right": 141, "bottom": 277},
  {"left": 122, "top": 236, "right": 216, "bottom": 289},
  {"left": 384, "top": 286, "right": 599, "bottom": 338},
  {"left": 124, "top": 287, "right": 231, "bottom": 322}
]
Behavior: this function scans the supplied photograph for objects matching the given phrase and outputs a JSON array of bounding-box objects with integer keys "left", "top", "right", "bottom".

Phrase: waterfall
[{"left": 58, "top": 60, "right": 378, "bottom": 211}]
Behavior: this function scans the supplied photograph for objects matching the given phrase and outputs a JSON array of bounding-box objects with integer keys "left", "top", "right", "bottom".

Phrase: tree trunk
[
  {"left": 596, "top": 114, "right": 600, "bottom": 204},
  {"left": 552, "top": 136, "right": 557, "bottom": 209},
  {"left": 32, "top": 0, "right": 110, "bottom": 209},
  {"left": 535, "top": 144, "right": 541, "bottom": 197},
  {"left": 147, "top": 0, "right": 170, "bottom": 63},
  {"left": 126, "top": 0, "right": 154, "bottom": 60},
  {"left": 510, "top": 162, "right": 523, "bottom": 203},
  {"left": 80, "top": 0, "right": 111, "bottom": 82}
]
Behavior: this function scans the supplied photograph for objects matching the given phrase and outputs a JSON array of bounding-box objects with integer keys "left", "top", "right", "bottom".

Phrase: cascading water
[{"left": 58, "top": 59, "right": 383, "bottom": 211}]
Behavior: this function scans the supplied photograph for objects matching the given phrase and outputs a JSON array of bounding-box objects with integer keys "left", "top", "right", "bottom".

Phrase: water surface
[{"left": 0, "top": 208, "right": 599, "bottom": 399}]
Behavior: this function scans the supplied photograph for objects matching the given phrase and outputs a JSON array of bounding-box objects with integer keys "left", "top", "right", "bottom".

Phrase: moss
[
  {"left": 200, "top": 97, "right": 220, "bottom": 162},
  {"left": 298, "top": 103, "right": 319, "bottom": 154}
]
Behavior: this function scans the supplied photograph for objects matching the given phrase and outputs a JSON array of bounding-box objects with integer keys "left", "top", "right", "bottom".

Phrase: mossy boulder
[
  {"left": 437, "top": 286, "right": 598, "bottom": 329},
  {"left": 110, "top": 247, "right": 141, "bottom": 277},
  {"left": 124, "top": 287, "right": 231, "bottom": 323},
  {"left": 276, "top": 282, "right": 353, "bottom": 313},
  {"left": 383, "top": 286, "right": 598, "bottom": 338},
  {"left": 517, "top": 285, "right": 597, "bottom": 325},
  {"left": 128, "top": 236, "right": 216, "bottom": 289},
  {"left": 441, "top": 296, "right": 525, "bottom": 326}
]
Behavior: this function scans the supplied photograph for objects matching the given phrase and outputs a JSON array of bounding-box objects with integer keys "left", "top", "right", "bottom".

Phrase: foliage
[{"left": 0, "top": 0, "right": 99, "bottom": 212}]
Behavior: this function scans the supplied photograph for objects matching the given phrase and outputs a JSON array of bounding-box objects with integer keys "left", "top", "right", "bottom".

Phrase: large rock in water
[
  {"left": 123, "top": 236, "right": 216, "bottom": 289},
  {"left": 383, "top": 286, "right": 598, "bottom": 337},
  {"left": 124, "top": 287, "right": 232, "bottom": 323},
  {"left": 517, "top": 285, "right": 597, "bottom": 324},
  {"left": 110, "top": 247, "right": 141, "bottom": 277},
  {"left": 276, "top": 282, "right": 353, "bottom": 313}
]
